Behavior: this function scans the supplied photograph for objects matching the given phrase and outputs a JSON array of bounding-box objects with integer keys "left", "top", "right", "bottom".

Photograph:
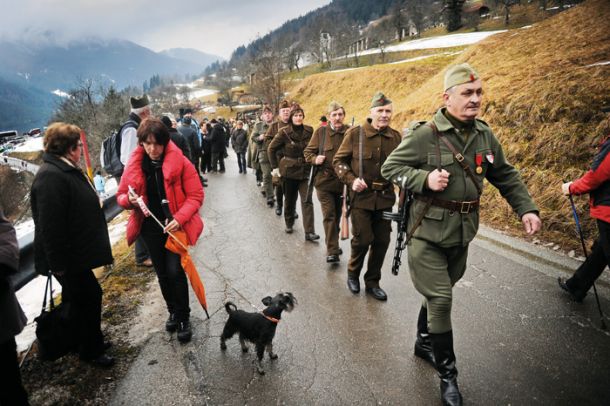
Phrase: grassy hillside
[{"left": 288, "top": 0, "right": 610, "bottom": 250}]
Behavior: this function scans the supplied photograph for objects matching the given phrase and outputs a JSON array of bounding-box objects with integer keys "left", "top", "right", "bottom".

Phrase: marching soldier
[
  {"left": 305, "top": 101, "right": 350, "bottom": 262},
  {"left": 264, "top": 100, "right": 292, "bottom": 215},
  {"left": 381, "top": 63, "right": 541, "bottom": 406},
  {"left": 333, "top": 92, "right": 402, "bottom": 301},
  {"left": 268, "top": 106, "right": 319, "bottom": 241},
  {"left": 251, "top": 106, "right": 274, "bottom": 196}
]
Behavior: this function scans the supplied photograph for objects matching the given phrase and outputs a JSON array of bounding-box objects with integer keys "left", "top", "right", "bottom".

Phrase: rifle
[
  {"left": 340, "top": 184, "right": 350, "bottom": 240},
  {"left": 383, "top": 184, "right": 412, "bottom": 275},
  {"left": 306, "top": 126, "right": 328, "bottom": 204}
]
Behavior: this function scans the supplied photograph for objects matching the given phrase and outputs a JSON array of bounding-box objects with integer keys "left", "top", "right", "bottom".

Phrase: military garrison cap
[
  {"left": 130, "top": 94, "right": 150, "bottom": 109},
  {"left": 327, "top": 101, "right": 343, "bottom": 113},
  {"left": 444, "top": 63, "right": 480, "bottom": 91},
  {"left": 370, "top": 92, "right": 392, "bottom": 108},
  {"left": 278, "top": 99, "right": 291, "bottom": 110}
]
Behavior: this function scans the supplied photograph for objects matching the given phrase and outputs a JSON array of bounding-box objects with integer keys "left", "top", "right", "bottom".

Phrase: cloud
[{"left": 2, "top": 0, "right": 331, "bottom": 58}]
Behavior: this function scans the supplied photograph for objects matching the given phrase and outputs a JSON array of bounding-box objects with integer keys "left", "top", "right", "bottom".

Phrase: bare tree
[{"left": 249, "top": 39, "right": 285, "bottom": 112}]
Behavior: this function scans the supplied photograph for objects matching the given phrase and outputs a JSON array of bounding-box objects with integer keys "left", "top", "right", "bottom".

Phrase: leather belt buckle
[
  {"left": 460, "top": 201, "right": 471, "bottom": 214},
  {"left": 455, "top": 153, "right": 465, "bottom": 162}
]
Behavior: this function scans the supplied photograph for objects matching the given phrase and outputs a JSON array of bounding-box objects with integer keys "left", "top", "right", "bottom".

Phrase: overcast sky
[{"left": 2, "top": 0, "right": 332, "bottom": 58}]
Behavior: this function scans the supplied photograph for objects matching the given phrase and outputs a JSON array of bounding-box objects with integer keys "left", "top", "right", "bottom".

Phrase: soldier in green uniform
[
  {"left": 252, "top": 106, "right": 274, "bottom": 205},
  {"left": 305, "top": 101, "right": 350, "bottom": 262},
  {"left": 333, "top": 92, "right": 402, "bottom": 301},
  {"left": 264, "top": 100, "right": 292, "bottom": 215},
  {"left": 381, "top": 63, "right": 542, "bottom": 406}
]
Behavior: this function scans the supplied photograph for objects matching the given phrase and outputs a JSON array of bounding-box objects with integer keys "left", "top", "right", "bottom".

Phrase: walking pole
[{"left": 567, "top": 192, "right": 607, "bottom": 330}]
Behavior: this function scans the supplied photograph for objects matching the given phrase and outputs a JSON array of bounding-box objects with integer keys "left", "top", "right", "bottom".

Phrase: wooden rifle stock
[{"left": 340, "top": 184, "right": 350, "bottom": 240}]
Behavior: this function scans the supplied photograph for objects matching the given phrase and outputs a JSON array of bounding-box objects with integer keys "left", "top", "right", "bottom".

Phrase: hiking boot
[{"left": 166, "top": 313, "right": 178, "bottom": 332}]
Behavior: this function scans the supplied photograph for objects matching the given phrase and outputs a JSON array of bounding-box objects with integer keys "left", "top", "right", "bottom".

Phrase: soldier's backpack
[{"left": 100, "top": 120, "right": 137, "bottom": 177}]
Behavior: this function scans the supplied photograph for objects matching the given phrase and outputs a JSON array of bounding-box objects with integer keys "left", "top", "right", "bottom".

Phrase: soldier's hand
[
  {"left": 427, "top": 169, "right": 450, "bottom": 191},
  {"left": 315, "top": 155, "right": 326, "bottom": 165},
  {"left": 521, "top": 212, "right": 542, "bottom": 235},
  {"left": 352, "top": 178, "right": 367, "bottom": 192},
  {"left": 561, "top": 182, "right": 572, "bottom": 196}
]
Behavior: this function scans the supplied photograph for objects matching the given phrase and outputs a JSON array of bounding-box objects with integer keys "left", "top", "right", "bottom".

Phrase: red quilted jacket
[{"left": 117, "top": 141, "right": 204, "bottom": 245}]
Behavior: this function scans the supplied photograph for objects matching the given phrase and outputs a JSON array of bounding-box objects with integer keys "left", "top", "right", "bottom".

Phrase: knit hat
[
  {"left": 130, "top": 94, "right": 150, "bottom": 109},
  {"left": 370, "top": 92, "right": 391, "bottom": 109},
  {"left": 161, "top": 116, "right": 173, "bottom": 129},
  {"left": 444, "top": 63, "right": 480, "bottom": 91},
  {"left": 262, "top": 105, "right": 273, "bottom": 113},
  {"left": 184, "top": 108, "right": 193, "bottom": 114},
  {"left": 327, "top": 101, "right": 343, "bottom": 113}
]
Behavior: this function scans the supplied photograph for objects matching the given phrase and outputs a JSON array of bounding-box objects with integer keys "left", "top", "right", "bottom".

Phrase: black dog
[{"left": 220, "top": 292, "right": 297, "bottom": 375}]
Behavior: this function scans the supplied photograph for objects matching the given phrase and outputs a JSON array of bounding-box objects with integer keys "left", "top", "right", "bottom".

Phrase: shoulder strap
[
  {"left": 358, "top": 126, "right": 363, "bottom": 179},
  {"left": 427, "top": 122, "right": 482, "bottom": 196}
]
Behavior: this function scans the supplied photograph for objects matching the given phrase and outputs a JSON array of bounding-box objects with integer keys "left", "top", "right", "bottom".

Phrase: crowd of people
[{"left": 1, "top": 62, "right": 609, "bottom": 406}]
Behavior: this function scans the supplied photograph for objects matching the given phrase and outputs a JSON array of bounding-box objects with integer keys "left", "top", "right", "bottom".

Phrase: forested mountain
[{"left": 159, "top": 48, "right": 223, "bottom": 70}]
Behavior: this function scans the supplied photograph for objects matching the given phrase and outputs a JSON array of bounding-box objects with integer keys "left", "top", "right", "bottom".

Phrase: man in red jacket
[{"left": 560, "top": 114, "right": 610, "bottom": 301}]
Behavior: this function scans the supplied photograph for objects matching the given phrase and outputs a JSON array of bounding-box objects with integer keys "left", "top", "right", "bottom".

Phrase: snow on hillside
[{"left": 349, "top": 30, "right": 506, "bottom": 58}]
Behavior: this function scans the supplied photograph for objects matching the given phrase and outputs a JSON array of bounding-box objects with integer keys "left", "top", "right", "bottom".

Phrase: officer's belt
[
  {"left": 371, "top": 181, "right": 391, "bottom": 191},
  {"left": 414, "top": 194, "right": 479, "bottom": 214},
  {"left": 284, "top": 156, "right": 305, "bottom": 163}
]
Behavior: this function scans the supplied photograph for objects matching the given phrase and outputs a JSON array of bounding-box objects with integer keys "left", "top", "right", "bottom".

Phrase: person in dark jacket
[
  {"left": 231, "top": 120, "right": 249, "bottom": 174},
  {"left": 200, "top": 121, "right": 212, "bottom": 174},
  {"left": 178, "top": 118, "right": 200, "bottom": 166},
  {"left": 0, "top": 208, "right": 29, "bottom": 405},
  {"left": 30, "top": 122, "right": 115, "bottom": 367},
  {"left": 560, "top": 115, "right": 610, "bottom": 301},
  {"left": 161, "top": 115, "right": 191, "bottom": 161},
  {"left": 210, "top": 119, "right": 227, "bottom": 173}
]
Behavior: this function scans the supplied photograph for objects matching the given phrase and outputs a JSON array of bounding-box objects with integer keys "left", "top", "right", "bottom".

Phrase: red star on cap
[{"left": 469, "top": 73, "right": 475, "bottom": 82}]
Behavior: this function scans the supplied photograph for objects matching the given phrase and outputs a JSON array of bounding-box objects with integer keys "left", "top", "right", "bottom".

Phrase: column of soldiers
[{"left": 245, "top": 63, "right": 541, "bottom": 406}]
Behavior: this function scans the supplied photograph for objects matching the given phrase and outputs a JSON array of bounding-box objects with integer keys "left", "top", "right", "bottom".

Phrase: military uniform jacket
[
  {"left": 304, "top": 124, "right": 349, "bottom": 194},
  {"left": 333, "top": 119, "right": 401, "bottom": 210},
  {"left": 251, "top": 121, "right": 270, "bottom": 161},
  {"left": 261, "top": 120, "right": 290, "bottom": 164},
  {"left": 268, "top": 124, "right": 314, "bottom": 180},
  {"left": 381, "top": 107, "right": 538, "bottom": 247}
]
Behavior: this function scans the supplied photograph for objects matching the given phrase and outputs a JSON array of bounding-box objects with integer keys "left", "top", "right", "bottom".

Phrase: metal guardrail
[
  {"left": 11, "top": 193, "right": 124, "bottom": 291},
  {"left": 0, "top": 155, "right": 40, "bottom": 175}
]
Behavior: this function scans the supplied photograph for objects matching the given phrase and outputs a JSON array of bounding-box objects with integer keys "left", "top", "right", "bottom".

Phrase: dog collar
[{"left": 262, "top": 313, "right": 280, "bottom": 323}]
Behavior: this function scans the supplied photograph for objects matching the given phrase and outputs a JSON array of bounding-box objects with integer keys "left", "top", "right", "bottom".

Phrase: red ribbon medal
[{"left": 475, "top": 153, "right": 483, "bottom": 174}]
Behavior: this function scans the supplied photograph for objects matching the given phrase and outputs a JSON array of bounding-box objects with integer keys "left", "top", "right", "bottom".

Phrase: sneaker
[{"left": 177, "top": 321, "right": 192, "bottom": 343}]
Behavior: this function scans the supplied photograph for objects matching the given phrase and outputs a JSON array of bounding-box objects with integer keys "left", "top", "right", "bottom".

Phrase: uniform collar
[
  {"left": 433, "top": 108, "right": 487, "bottom": 133},
  {"left": 364, "top": 119, "right": 393, "bottom": 138}
]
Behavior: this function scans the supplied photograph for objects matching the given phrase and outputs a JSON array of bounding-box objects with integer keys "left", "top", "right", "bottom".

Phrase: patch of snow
[
  {"left": 189, "top": 89, "right": 218, "bottom": 99},
  {"left": 586, "top": 61, "right": 610, "bottom": 67},
  {"left": 329, "top": 67, "right": 361, "bottom": 74},
  {"left": 14, "top": 219, "right": 34, "bottom": 240},
  {"left": 344, "top": 31, "right": 506, "bottom": 59},
  {"left": 15, "top": 275, "right": 63, "bottom": 353},
  {"left": 520, "top": 25, "right": 533, "bottom": 29},
  {"left": 202, "top": 106, "right": 217, "bottom": 113},
  {"left": 13, "top": 137, "right": 43, "bottom": 152},
  {"left": 52, "top": 89, "right": 70, "bottom": 98},
  {"left": 108, "top": 220, "right": 127, "bottom": 246}
]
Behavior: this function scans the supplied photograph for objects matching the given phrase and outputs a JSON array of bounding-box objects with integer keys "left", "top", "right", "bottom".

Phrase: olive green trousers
[{"left": 407, "top": 238, "right": 469, "bottom": 334}]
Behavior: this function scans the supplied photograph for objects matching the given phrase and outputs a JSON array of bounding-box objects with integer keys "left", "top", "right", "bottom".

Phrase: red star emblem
[{"left": 469, "top": 73, "right": 475, "bottom": 82}]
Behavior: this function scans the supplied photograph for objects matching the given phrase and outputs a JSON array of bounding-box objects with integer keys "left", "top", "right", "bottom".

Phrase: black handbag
[{"left": 34, "top": 274, "right": 75, "bottom": 361}]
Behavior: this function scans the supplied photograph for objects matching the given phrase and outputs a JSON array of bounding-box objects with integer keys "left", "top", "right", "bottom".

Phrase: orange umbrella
[{"left": 165, "top": 230, "right": 210, "bottom": 319}]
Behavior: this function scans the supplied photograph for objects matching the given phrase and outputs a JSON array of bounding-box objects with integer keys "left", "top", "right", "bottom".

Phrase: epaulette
[{"left": 402, "top": 120, "right": 428, "bottom": 138}]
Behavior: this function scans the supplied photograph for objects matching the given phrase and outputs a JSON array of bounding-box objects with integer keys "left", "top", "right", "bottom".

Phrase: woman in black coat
[{"left": 30, "top": 122, "right": 114, "bottom": 367}]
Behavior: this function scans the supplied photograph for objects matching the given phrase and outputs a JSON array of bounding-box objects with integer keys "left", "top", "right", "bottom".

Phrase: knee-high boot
[
  {"left": 430, "top": 330, "right": 463, "bottom": 406},
  {"left": 414, "top": 306, "right": 435, "bottom": 366}
]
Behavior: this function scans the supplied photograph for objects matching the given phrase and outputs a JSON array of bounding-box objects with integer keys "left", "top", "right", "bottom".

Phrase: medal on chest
[{"left": 475, "top": 153, "right": 483, "bottom": 174}]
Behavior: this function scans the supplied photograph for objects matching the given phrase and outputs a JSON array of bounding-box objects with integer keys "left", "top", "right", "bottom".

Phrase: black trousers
[
  {"left": 211, "top": 151, "right": 226, "bottom": 172},
  {"left": 567, "top": 219, "right": 610, "bottom": 294},
  {"left": 140, "top": 222, "right": 190, "bottom": 322},
  {"left": 275, "top": 182, "right": 284, "bottom": 208},
  {"left": 0, "top": 337, "right": 29, "bottom": 405},
  {"left": 56, "top": 270, "right": 104, "bottom": 359},
  {"left": 201, "top": 148, "right": 212, "bottom": 173}
]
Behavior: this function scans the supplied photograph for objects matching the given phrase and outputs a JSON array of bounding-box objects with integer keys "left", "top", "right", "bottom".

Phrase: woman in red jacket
[
  {"left": 560, "top": 117, "right": 610, "bottom": 302},
  {"left": 117, "top": 118, "right": 204, "bottom": 342}
]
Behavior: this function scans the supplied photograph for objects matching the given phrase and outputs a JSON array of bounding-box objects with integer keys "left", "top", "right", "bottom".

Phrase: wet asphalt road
[{"left": 111, "top": 154, "right": 610, "bottom": 406}]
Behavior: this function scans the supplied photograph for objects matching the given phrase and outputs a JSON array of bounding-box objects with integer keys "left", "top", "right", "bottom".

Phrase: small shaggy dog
[{"left": 220, "top": 292, "right": 297, "bottom": 375}]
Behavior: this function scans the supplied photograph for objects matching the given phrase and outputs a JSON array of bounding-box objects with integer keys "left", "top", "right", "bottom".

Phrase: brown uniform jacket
[
  {"left": 304, "top": 124, "right": 349, "bottom": 194},
  {"left": 333, "top": 119, "right": 401, "bottom": 210},
  {"left": 268, "top": 124, "right": 314, "bottom": 180}
]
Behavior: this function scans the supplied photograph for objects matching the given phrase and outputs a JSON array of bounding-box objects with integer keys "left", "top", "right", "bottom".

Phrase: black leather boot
[
  {"left": 430, "top": 331, "right": 463, "bottom": 406},
  {"left": 414, "top": 306, "right": 435, "bottom": 366}
]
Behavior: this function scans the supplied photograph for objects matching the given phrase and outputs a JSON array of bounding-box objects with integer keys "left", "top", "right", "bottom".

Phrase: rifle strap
[
  {"left": 358, "top": 126, "right": 363, "bottom": 180},
  {"left": 319, "top": 126, "right": 327, "bottom": 155},
  {"left": 428, "top": 122, "right": 483, "bottom": 196}
]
